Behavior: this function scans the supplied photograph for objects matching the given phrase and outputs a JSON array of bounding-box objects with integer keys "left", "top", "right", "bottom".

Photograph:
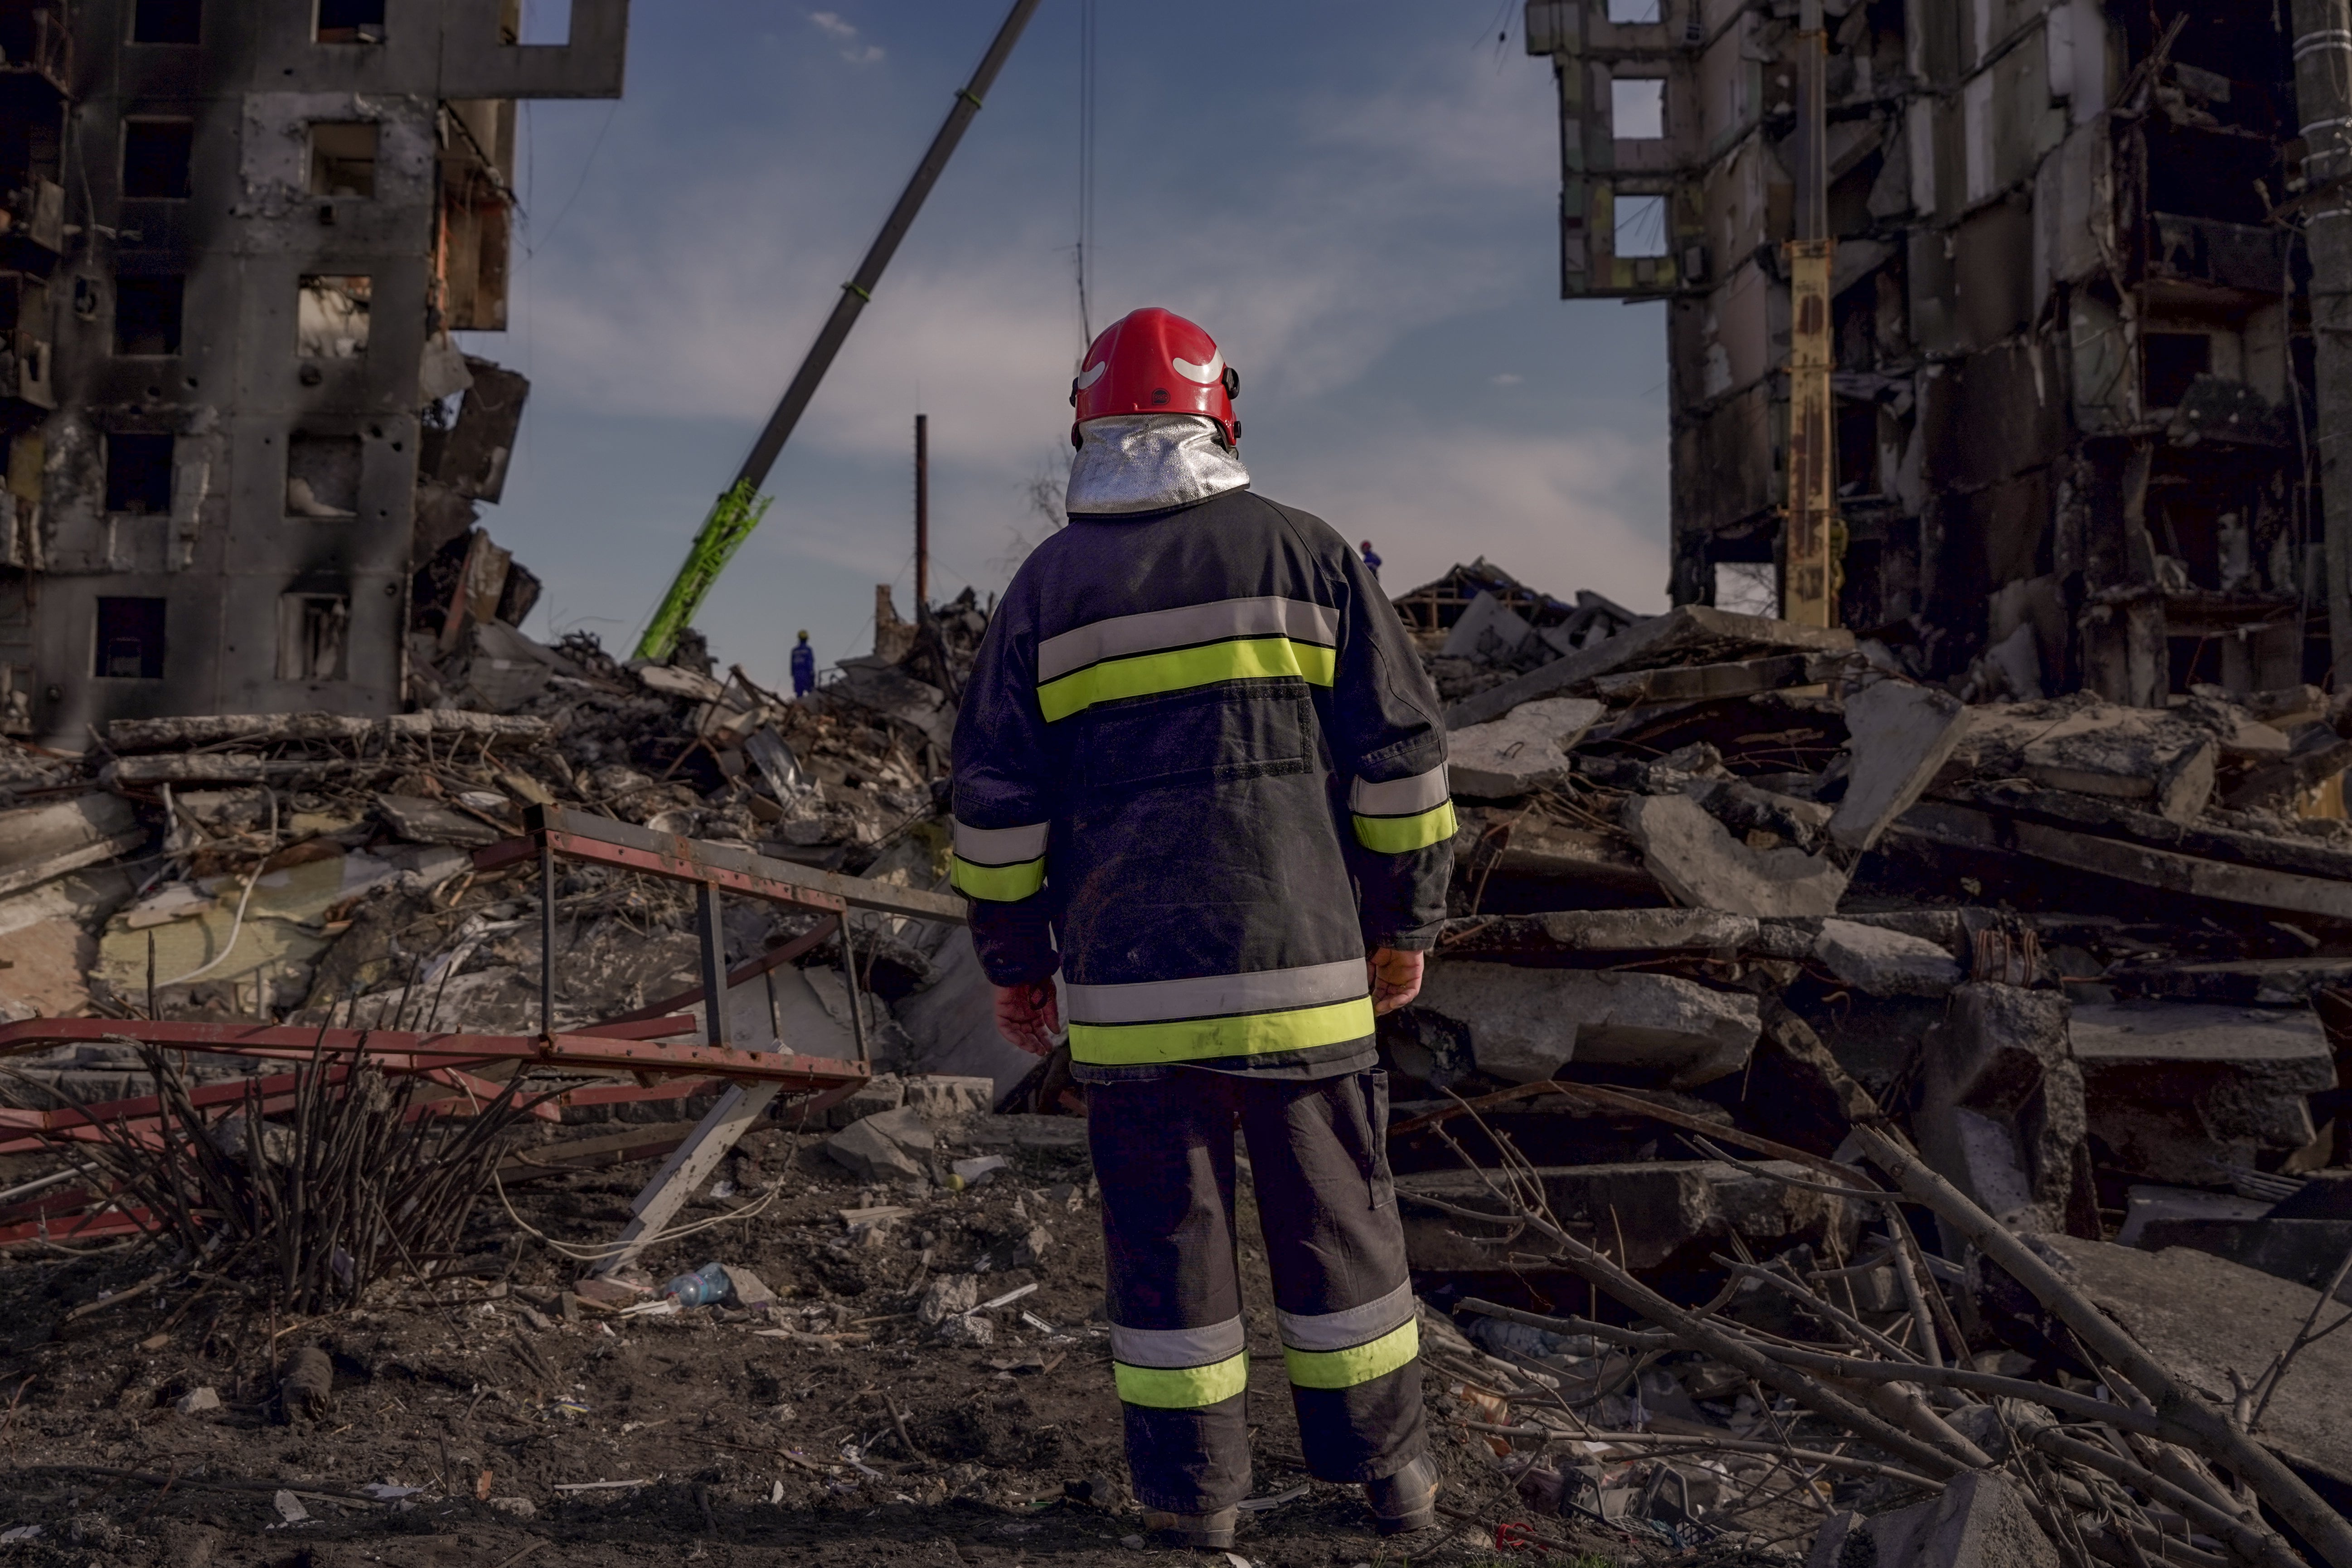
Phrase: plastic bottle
[{"left": 664, "top": 1260, "right": 730, "bottom": 1307}]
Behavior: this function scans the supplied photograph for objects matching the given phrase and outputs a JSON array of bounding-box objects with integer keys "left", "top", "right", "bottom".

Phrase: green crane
[{"left": 635, "top": 0, "right": 1044, "bottom": 661}]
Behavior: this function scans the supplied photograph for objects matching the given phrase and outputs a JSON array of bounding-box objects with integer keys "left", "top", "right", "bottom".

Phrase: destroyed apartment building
[
  {"left": 1524, "top": 0, "right": 2342, "bottom": 710},
  {"left": 0, "top": 0, "right": 629, "bottom": 744}
]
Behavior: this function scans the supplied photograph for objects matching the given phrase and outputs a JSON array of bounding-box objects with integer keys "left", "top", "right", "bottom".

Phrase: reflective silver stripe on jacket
[
  {"left": 1109, "top": 1316, "right": 1247, "bottom": 1369},
  {"left": 1349, "top": 765, "right": 1450, "bottom": 817},
  {"left": 1275, "top": 1280, "right": 1416, "bottom": 1352},
  {"left": 952, "top": 818, "right": 1049, "bottom": 866},
  {"left": 1062, "top": 958, "right": 1368, "bottom": 1025},
  {"left": 1037, "top": 596, "right": 1342, "bottom": 683}
]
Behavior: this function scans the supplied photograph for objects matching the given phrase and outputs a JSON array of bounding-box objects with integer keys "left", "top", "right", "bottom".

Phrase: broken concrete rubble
[
  {"left": 1443, "top": 696, "right": 1602, "bottom": 798},
  {"left": 1806, "top": 1473, "right": 2059, "bottom": 1568},
  {"left": 1625, "top": 792, "right": 1848, "bottom": 919},
  {"left": 1915, "top": 985, "right": 2093, "bottom": 1238},
  {"left": 1814, "top": 918, "right": 1962, "bottom": 998},
  {"left": 2069, "top": 1001, "right": 2337, "bottom": 1183},
  {"left": 1415, "top": 960, "right": 1759, "bottom": 1088}
]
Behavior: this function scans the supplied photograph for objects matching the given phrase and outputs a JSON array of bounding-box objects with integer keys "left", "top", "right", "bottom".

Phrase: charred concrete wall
[
  {"left": 1527, "top": 0, "right": 2313, "bottom": 704},
  {"left": 0, "top": 0, "right": 626, "bottom": 746}
]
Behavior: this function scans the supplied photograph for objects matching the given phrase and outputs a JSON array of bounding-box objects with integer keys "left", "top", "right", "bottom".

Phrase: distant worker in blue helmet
[
  {"left": 790, "top": 630, "right": 816, "bottom": 697},
  {"left": 950, "top": 308, "right": 1453, "bottom": 1550}
]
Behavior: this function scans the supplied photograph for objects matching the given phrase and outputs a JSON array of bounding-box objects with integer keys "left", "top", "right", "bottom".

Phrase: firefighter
[{"left": 950, "top": 307, "right": 1453, "bottom": 1549}]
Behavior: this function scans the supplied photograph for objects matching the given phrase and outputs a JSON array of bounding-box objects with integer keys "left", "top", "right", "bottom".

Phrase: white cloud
[
  {"left": 806, "top": 10, "right": 882, "bottom": 61},
  {"left": 1490, "top": 372, "right": 1523, "bottom": 385},
  {"left": 1266, "top": 427, "right": 1668, "bottom": 611}
]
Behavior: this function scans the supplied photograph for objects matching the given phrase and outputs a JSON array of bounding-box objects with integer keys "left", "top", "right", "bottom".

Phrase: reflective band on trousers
[
  {"left": 1038, "top": 636, "right": 1335, "bottom": 723},
  {"left": 1114, "top": 1351, "right": 1251, "bottom": 1409},
  {"left": 950, "top": 818, "right": 1048, "bottom": 902},
  {"left": 1283, "top": 1317, "right": 1419, "bottom": 1391},
  {"left": 1109, "top": 1316, "right": 1251, "bottom": 1409},
  {"left": 1037, "top": 596, "right": 1340, "bottom": 683},
  {"left": 1070, "top": 998, "right": 1376, "bottom": 1066},
  {"left": 1276, "top": 1280, "right": 1416, "bottom": 1352},
  {"left": 1353, "top": 800, "right": 1457, "bottom": 854}
]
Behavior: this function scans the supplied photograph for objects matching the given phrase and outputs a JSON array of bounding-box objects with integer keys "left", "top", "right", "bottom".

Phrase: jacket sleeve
[
  {"left": 948, "top": 572, "right": 1061, "bottom": 987},
  {"left": 1321, "top": 535, "right": 1455, "bottom": 951}
]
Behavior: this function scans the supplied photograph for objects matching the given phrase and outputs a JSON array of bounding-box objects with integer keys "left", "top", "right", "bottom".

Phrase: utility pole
[
  {"left": 1781, "top": 0, "right": 1837, "bottom": 628},
  {"left": 2292, "top": 0, "right": 2352, "bottom": 686},
  {"left": 914, "top": 413, "right": 930, "bottom": 611}
]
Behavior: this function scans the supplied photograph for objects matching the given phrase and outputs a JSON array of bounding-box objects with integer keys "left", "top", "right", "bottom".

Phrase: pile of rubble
[
  {"left": 4, "top": 557, "right": 2352, "bottom": 1562},
  {"left": 1377, "top": 566, "right": 2352, "bottom": 1560}
]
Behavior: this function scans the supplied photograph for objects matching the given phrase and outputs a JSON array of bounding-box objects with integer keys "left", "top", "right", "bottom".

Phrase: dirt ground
[{"left": 0, "top": 1118, "right": 1678, "bottom": 1568}]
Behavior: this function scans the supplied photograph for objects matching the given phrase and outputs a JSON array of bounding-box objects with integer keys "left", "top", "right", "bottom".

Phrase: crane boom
[{"left": 635, "top": 0, "right": 1045, "bottom": 661}]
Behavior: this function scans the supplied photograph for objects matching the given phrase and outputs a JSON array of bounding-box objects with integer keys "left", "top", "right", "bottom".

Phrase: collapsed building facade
[
  {"left": 0, "top": 0, "right": 628, "bottom": 746},
  {"left": 1526, "top": 0, "right": 2328, "bottom": 708}
]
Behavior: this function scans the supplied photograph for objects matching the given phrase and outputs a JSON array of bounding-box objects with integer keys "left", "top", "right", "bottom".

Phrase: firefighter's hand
[
  {"left": 1367, "top": 948, "right": 1424, "bottom": 1015},
  {"left": 993, "top": 981, "right": 1062, "bottom": 1057}
]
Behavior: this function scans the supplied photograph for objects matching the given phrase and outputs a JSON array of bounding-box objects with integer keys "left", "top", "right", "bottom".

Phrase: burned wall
[{"left": 0, "top": 0, "right": 625, "bottom": 746}]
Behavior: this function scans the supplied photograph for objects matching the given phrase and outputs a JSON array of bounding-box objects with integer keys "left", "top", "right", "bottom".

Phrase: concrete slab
[
  {"left": 1445, "top": 697, "right": 1604, "bottom": 798},
  {"left": 1829, "top": 679, "right": 1972, "bottom": 852},
  {"left": 2070, "top": 1001, "right": 2336, "bottom": 1182},
  {"left": 1916, "top": 984, "right": 2090, "bottom": 1234},
  {"left": 1395, "top": 1159, "right": 1859, "bottom": 1274},
  {"left": 1535, "top": 909, "right": 1759, "bottom": 951},
  {"left": 1415, "top": 961, "right": 1759, "bottom": 1088},
  {"left": 1807, "top": 1473, "right": 2058, "bottom": 1568},
  {"left": 2039, "top": 1237, "right": 2352, "bottom": 1506},
  {"left": 1625, "top": 792, "right": 1849, "bottom": 918},
  {"left": 1814, "top": 918, "right": 1963, "bottom": 996}
]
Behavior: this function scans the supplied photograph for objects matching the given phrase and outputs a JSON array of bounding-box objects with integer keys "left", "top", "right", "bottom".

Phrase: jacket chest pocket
[{"left": 1077, "top": 684, "right": 1318, "bottom": 796}]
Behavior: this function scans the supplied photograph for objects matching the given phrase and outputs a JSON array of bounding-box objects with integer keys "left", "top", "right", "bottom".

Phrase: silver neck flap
[{"left": 1064, "top": 413, "right": 1251, "bottom": 516}]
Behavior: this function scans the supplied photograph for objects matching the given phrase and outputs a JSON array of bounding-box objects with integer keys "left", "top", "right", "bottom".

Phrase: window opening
[
  {"left": 1607, "top": 0, "right": 1662, "bottom": 21},
  {"left": 278, "top": 593, "right": 349, "bottom": 680},
  {"left": 515, "top": 0, "right": 572, "bottom": 44},
  {"left": 121, "top": 119, "right": 194, "bottom": 199},
  {"left": 114, "top": 276, "right": 184, "bottom": 355},
  {"left": 307, "top": 122, "right": 377, "bottom": 198},
  {"left": 316, "top": 0, "right": 385, "bottom": 44},
  {"left": 1614, "top": 193, "right": 1669, "bottom": 258},
  {"left": 105, "top": 433, "right": 174, "bottom": 515},
  {"left": 131, "top": 0, "right": 201, "bottom": 44},
  {"left": 286, "top": 432, "right": 361, "bottom": 517},
  {"left": 1714, "top": 562, "right": 1779, "bottom": 619},
  {"left": 2143, "top": 331, "right": 2213, "bottom": 409},
  {"left": 297, "top": 275, "right": 369, "bottom": 358},
  {"left": 95, "top": 597, "right": 166, "bottom": 679},
  {"left": 1612, "top": 79, "right": 1665, "bottom": 140}
]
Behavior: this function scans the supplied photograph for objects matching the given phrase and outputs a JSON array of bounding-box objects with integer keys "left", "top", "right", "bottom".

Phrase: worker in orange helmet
[{"left": 949, "top": 307, "right": 1454, "bottom": 1549}]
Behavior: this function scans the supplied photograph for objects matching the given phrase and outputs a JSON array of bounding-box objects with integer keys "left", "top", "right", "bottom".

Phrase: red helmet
[{"left": 1070, "top": 307, "right": 1240, "bottom": 447}]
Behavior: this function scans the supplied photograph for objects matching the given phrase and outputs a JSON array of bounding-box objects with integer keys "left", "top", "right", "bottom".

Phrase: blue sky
[{"left": 465, "top": 0, "right": 1671, "bottom": 691}]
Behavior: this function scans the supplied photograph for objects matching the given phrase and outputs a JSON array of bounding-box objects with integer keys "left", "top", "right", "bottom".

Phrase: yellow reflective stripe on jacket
[
  {"left": 1036, "top": 636, "right": 1336, "bottom": 723},
  {"left": 950, "top": 854, "right": 1045, "bottom": 902},
  {"left": 1112, "top": 1350, "right": 1250, "bottom": 1409},
  {"left": 1068, "top": 997, "right": 1375, "bottom": 1067},
  {"left": 1282, "top": 1318, "right": 1419, "bottom": 1391},
  {"left": 1353, "top": 800, "right": 1457, "bottom": 854}
]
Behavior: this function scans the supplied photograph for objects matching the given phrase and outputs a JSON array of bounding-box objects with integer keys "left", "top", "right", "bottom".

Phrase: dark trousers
[{"left": 1086, "top": 1068, "right": 1426, "bottom": 1513}]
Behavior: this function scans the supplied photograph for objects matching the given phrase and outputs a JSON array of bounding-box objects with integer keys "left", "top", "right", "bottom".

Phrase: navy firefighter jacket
[{"left": 948, "top": 485, "right": 1455, "bottom": 1078}]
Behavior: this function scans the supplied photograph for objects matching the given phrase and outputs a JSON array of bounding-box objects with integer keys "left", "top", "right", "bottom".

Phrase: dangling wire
[{"left": 1075, "top": 0, "right": 1097, "bottom": 350}]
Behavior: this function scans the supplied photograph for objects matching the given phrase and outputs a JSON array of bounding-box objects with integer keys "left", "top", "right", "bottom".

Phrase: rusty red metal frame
[{"left": 0, "top": 1018, "right": 867, "bottom": 1089}]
